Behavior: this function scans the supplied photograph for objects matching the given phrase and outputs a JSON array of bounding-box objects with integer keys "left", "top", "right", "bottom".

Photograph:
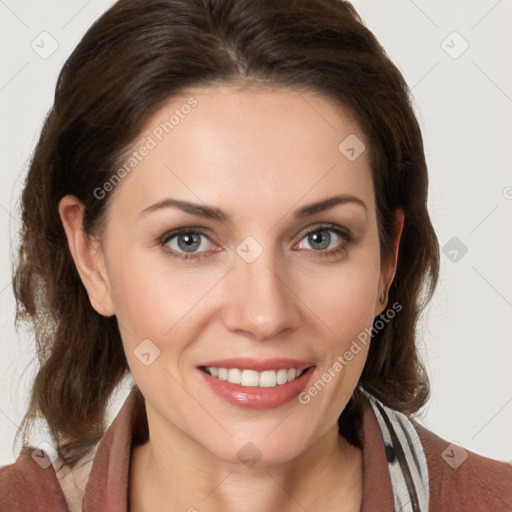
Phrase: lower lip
[{"left": 197, "top": 367, "right": 315, "bottom": 409}]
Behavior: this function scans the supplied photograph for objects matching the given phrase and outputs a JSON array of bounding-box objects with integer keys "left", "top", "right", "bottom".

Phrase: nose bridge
[{"left": 223, "top": 239, "right": 300, "bottom": 340}]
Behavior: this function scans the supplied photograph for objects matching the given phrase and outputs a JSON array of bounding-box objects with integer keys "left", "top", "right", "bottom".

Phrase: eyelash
[{"left": 159, "top": 223, "right": 354, "bottom": 261}]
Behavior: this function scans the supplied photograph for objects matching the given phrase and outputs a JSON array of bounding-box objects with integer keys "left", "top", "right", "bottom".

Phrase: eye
[
  {"left": 295, "top": 224, "right": 353, "bottom": 256},
  {"left": 160, "top": 228, "right": 215, "bottom": 260}
]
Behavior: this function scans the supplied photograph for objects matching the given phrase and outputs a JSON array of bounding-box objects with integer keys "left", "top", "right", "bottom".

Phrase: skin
[{"left": 59, "top": 84, "right": 403, "bottom": 512}]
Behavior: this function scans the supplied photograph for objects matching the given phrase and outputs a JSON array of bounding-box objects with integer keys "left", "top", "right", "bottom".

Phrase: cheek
[
  {"left": 106, "top": 254, "right": 190, "bottom": 401},
  {"left": 296, "top": 256, "right": 381, "bottom": 343},
  {"left": 106, "top": 249, "right": 227, "bottom": 388},
  {"left": 298, "top": 263, "right": 378, "bottom": 417},
  {"left": 107, "top": 248, "right": 208, "bottom": 339},
  {"left": 108, "top": 258, "right": 169, "bottom": 337}
]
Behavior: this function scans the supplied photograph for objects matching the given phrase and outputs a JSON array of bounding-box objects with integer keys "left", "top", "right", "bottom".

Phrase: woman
[{"left": 1, "top": 0, "right": 510, "bottom": 510}]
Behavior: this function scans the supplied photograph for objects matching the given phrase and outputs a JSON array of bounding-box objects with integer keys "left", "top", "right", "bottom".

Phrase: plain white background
[{"left": 1, "top": 0, "right": 511, "bottom": 467}]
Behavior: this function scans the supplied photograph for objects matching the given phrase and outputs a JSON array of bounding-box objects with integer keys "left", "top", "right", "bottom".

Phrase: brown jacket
[{"left": 1, "top": 388, "right": 511, "bottom": 511}]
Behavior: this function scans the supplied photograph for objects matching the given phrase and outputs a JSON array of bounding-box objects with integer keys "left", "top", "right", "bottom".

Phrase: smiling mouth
[{"left": 198, "top": 366, "right": 313, "bottom": 388}]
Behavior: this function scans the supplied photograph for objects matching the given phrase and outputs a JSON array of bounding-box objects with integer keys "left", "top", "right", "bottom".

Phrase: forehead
[{"left": 109, "top": 84, "right": 375, "bottom": 221}]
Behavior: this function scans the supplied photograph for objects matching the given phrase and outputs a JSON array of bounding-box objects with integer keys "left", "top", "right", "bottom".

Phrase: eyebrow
[{"left": 138, "top": 193, "right": 367, "bottom": 222}]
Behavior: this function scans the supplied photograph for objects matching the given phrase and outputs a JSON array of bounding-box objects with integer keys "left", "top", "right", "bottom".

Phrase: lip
[
  {"left": 198, "top": 358, "right": 315, "bottom": 371},
  {"left": 196, "top": 360, "right": 316, "bottom": 410}
]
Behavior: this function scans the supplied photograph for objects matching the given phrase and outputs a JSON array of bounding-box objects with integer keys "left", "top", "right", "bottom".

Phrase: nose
[{"left": 222, "top": 249, "right": 301, "bottom": 341}]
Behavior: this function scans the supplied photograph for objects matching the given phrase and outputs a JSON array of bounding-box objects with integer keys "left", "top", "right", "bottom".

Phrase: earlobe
[{"left": 58, "top": 195, "right": 115, "bottom": 317}]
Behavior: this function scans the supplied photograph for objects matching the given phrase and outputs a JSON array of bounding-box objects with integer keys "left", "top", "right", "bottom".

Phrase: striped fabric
[{"left": 366, "top": 392, "right": 430, "bottom": 512}]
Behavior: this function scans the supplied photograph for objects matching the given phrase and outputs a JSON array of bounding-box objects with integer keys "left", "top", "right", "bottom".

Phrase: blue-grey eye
[
  {"left": 298, "top": 228, "right": 344, "bottom": 251},
  {"left": 165, "top": 231, "right": 212, "bottom": 254}
]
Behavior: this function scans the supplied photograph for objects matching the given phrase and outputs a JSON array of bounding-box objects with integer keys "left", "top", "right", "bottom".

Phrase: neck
[{"left": 129, "top": 404, "right": 363, "bottom": 512}]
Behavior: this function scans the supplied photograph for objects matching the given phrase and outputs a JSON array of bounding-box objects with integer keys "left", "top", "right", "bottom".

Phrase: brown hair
[{"left": 13, "top": 0, "right": 439, "bottom": 467}]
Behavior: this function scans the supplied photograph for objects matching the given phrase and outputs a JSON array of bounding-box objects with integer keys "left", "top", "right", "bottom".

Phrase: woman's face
[{"left": 87, "top": 84, "right": 399, "bottom": 465}]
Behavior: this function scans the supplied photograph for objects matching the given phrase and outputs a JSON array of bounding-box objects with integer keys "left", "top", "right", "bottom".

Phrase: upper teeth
[{"left": 205, "top": 367, "right": 304, "bottom": 388}]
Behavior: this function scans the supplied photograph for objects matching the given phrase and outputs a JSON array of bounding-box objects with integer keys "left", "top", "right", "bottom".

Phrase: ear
[
  {"left": 58, "top": 195, "right": 115, "bottom": 317},
  {"left": 375, "top": 208, "right": 404, "bottom": 316}
]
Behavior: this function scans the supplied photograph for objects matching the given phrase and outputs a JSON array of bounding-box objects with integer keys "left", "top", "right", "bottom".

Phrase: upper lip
[{"left": 198, "top": 358, "right": 315, "bottom": 371}]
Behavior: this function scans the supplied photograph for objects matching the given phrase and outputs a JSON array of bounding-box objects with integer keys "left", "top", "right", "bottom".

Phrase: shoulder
[
  {"left": 0, "top": 448, "right": 69, "bottom": 511},
  {"left": 413, "top": 421, "right": 512, "bottom": 511},
  {"left": 0, "top": 386, "right": 144, "bottom": 511}
]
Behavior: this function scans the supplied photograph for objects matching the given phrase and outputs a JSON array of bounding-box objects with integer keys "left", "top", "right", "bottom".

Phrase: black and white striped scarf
[{"left": 366, "top": 392, "right": 430, "bottom": 512}]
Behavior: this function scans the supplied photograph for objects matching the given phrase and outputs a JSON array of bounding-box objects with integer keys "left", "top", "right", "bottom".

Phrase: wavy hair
[{"left": 13, "top": 0, "right": 439, "bottom": 467}]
